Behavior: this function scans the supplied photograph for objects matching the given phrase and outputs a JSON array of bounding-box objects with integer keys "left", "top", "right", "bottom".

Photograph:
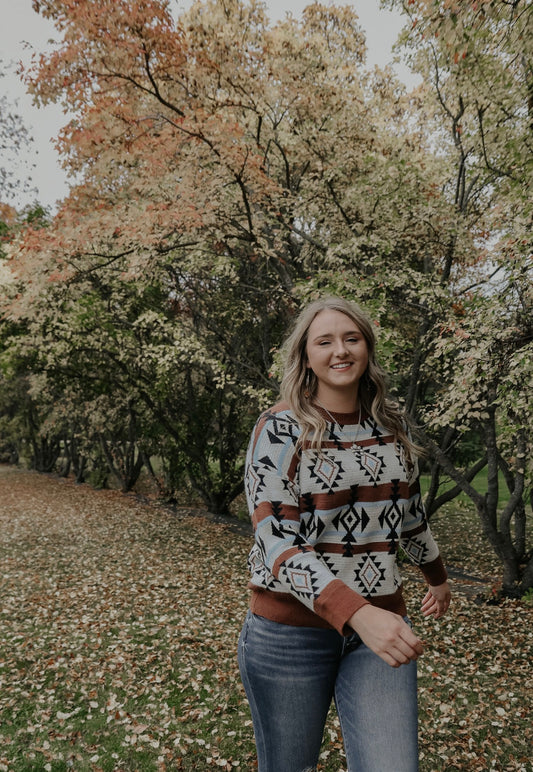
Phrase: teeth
[{"left": 332, "top": 364, "right": 350, "bottom": 369}]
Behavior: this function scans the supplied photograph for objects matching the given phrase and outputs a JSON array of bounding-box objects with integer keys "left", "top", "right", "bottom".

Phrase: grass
[
  {"left": 0, "top": 466, "right": 531, "bottom": 771},
  {"left": 420, "top": 466, "right": 533, "bottom": 584},
  {"left": 419, "top": 466, "right": 511, "bottom": 509}
]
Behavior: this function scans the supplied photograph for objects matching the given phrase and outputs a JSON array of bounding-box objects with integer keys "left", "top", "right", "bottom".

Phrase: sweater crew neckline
[{"left": 314, "top": 405, "right": 364, "bottom": 425}]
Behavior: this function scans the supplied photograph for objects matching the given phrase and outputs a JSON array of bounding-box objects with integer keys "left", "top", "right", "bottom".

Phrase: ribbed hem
[{"left": 249, "top": 585, "right": 407, "bottom": 637}]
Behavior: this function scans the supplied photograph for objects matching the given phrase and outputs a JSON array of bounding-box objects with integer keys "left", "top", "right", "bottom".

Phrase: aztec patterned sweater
[{"left": 244, "top": 401, "right": 447, "bottom": 636}]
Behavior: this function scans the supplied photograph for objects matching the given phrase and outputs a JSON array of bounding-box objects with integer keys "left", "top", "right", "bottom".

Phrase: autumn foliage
[{"left": 0, "top": 0, "right": 531, "bottom": 593}]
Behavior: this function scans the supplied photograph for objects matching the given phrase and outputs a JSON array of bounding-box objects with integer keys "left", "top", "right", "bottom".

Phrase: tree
[
  {"left": 379, "top": 0, "right": 533, "bottom": 594},
  {"left": 4, "top": 0, "right": 531, "bottom": 595},
  {"left": 0, "top": 206, "right": 55, "bottom": 469},
  {"left": 8, "top": 0, "right": 440, "bottom": 513}
]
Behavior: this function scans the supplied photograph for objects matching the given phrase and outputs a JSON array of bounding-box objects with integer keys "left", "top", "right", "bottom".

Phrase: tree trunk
[
  {"left": 520, "top": 553, "right": 533, "bottom": 595},
  {"left": 418, "top": 414, "right": 530, "bottom": 596}
]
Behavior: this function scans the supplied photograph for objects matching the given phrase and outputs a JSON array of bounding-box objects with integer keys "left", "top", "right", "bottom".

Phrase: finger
[
  {"left": 378, "top": 644, "right": 410, "bottom": 668},
  {"left": 398, "top": 632, "right": 424, "bottom": 658},
  {"left": 391, "top": 642, "right": 421, "bottom": 666},
  {"left": 436, "top": 601, "right": 450, "bottom": 618},
  {"left": 432, "top": 598, "right": 451, "bottom": 618},
  {"left": 383, "top": 652, "right": 402, "bottom": 668},
  {"left": 406, "top": 625, "right": 425, "bottom": 646},
  {"left": 374, "top": 637, "right": 422, "bottom": 668}
]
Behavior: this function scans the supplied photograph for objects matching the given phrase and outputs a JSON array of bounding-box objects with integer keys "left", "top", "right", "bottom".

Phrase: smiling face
[{"left": 305, "top": 308, "right": 369, "bottom": 411}]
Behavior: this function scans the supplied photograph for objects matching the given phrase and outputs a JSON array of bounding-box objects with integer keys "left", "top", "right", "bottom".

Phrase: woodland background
[
  {"left": 0, "top": 1, "right": 532, "bottom": 593},
  {"left": 0, "top": 2, "right": 532, "bottom": 770}
]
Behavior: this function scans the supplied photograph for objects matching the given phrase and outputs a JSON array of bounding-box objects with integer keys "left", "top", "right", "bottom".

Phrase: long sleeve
[
  {"left": 245, "top": 407, "right": 368, "bottom": 634},
  {"left": 400, "top": 459, "right": 448, "bottom": 587},
  {"left": 243, "top": 403, "right": 448, "bottom": 632}
]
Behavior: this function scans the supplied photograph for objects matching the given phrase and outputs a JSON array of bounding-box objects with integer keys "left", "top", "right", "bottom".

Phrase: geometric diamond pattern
[
  {"left": 288, "top": 568, "right": 313, "bottom": 593},
  {"left": 244, "top": 405, "right": 444, "bottom": 618},
  {"left": 282, "top": 561, "right": 320, "bottom": 600},
  {"left": 247, "top": 546, "right": 280, "bottom": 591},
  {"left": 246, "top": 465, "right": 263, "bottom": 500},
  {"left": 379, "top": 502, "right": 402, "bottom": 541},
  {"left": 332, "top": 506, "right": 370, "bottom": 536},
  {"left": 355, "top": 449, "right": 384, "bottom": 482},
  {"left": 402, "top": 537, "right": 429, "bottom": 565},
  {"left": 354, "top": 554, "right": 387, "bottom": 594},
  {"left": 308, "top": 456, "right": 345, "bottom": 492}
]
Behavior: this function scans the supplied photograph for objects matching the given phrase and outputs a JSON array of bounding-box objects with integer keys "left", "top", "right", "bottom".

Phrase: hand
[
  {"left": 421, "top": 581, "right": 451, "bottom": 619},
  {"left": 348, "top": 605, "right": 424, "bottom": 669}
]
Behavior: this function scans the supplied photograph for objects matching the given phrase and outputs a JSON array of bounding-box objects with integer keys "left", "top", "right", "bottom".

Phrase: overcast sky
[{"left": 1, "top": 0, "right": 413, "bottom": 211}]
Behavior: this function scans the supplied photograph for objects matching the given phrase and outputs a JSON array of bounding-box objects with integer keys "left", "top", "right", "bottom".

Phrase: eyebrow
[{"left": 311, "top": 329, "right": 362, "bottom": 342}]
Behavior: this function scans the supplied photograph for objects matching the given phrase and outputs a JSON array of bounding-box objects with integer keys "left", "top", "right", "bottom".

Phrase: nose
[{"left": 334, "top": 339, "right": 349, "bottom": 357}]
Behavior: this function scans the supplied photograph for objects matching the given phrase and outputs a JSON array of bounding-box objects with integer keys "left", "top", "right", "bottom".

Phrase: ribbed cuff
[
  {"left": 313, "top": 579, "right": 370, "bottom": 636},
  {"left": 420, "top": 555, "right": 448, "bottom": 586}
]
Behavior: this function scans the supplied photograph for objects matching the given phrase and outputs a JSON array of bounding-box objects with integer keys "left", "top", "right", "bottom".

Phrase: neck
[{"left": 315, "top": 389, "right": 358, "bottom": 414}]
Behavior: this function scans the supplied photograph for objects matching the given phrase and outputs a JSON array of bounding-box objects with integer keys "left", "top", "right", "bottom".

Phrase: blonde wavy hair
[{"left": 279, "top": 296, "right": 420, "bottom": 464}]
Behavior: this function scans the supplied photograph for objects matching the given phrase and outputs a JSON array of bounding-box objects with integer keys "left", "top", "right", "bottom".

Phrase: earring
[{"left": 304, "top": 369, "right": 311, "bottom": 398}]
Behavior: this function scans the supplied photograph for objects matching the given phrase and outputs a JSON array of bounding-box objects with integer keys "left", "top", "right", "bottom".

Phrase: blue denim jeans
[{"left": 238, "top": 611, "right": 419, "bottom": 772}]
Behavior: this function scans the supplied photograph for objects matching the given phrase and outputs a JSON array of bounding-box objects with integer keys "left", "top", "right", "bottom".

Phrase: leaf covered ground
[{"left": 0, "top": 466, "right": 531, "bottom": 771}]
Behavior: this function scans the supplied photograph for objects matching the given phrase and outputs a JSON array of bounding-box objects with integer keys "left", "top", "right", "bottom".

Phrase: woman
[{"left": 238, "top": 296, "right": 451, "bottom": 772}]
